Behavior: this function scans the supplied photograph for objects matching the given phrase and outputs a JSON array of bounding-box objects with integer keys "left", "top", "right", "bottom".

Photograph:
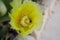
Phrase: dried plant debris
[{"left": 0, "top": 20, "right": 18, "bottom": 40}]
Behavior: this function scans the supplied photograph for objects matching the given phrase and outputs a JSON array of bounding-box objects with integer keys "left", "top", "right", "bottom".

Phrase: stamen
[{"left": 20, "top": 16, "right": 31, "bottom": 27}]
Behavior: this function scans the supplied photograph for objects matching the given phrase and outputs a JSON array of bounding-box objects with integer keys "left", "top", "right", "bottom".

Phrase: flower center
[{"left": 20, "top": 16, "right": 32, "bottom": 27}]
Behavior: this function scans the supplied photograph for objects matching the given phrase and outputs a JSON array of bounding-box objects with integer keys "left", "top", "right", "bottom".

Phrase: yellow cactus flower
[{"left": 9, "top": 0, "right": 43, "bottom": 37}]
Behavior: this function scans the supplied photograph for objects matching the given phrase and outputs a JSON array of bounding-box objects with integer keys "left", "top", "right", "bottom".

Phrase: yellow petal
[{"left": 9, "top": 0, "right": 43, "bottom": 37}]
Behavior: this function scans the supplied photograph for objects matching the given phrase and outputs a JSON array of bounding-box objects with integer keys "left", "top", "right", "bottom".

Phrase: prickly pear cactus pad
[{"left": 9, "top": 0, "right": 43, "bottom": 38}]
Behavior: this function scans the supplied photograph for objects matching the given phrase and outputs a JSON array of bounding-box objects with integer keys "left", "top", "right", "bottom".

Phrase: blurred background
[{"left": 0, "top": 0, "right": 60, "bottom": 40}]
